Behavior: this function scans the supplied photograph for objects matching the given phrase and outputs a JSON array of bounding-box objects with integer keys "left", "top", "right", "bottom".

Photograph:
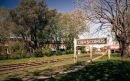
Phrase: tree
[
  {"left": 42, "top": 10, "right": 62, "bottom": 49},
  {"left": 0, "top": 7, "right": 10, "bottom": 43},
  {"left": 36, "top": 9, "right": 59, "bottom": 48},
  {"left": 77, "top": 0, "right": 130, "bottom": 57},
  {"left": 57, "top": 10, "right": 89, "bottom": 49},
  {"left": 9, "top": 0, "right": 55, "bottom": 49}
]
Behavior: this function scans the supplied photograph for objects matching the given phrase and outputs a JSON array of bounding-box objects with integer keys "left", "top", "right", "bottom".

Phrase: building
[{"left": 110, "top": 41, "right": 120, "bottom": 53}]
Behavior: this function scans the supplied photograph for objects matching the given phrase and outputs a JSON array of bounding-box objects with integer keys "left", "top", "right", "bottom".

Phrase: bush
[
  {"left": 0, "top": 50, "right": 30, "bottom": 60},
  {"left": 8, "top": 50, "right": 28, "bottom": 59},
  {"left": 24, "top": 53, "right": 32, "bottom": 58},
  {"left": 65, "top": 50, "right": 74, "bottom": 54},
  {"left": 0, "top": 53, "right": 8, "bottom": 60},
  {"left": 42, "top": 48, "right": 52, "bottom": 57},
  {"left": 33, "top": 49, "right": 43, "bottom": 57},
  {"left": 9, "top": 53, "right": 21, "bottom": 59},
  {"left": 56, "top": 50, "right": 63, "bottom": 55},
  {"left": 20, "top": 50, "right": 28, "bottom": 58}
]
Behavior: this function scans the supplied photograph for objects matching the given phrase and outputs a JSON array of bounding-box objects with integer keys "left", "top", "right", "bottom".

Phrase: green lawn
[
  {"left": 48, "top": 60, "right": 130, "bottom": 81},
  {"left": 96, "top": 53, "right": 130, "bottom": 61},
  {"left": 0, "top": 54, "right": 74, "bottom": 66},
  {"left": 1, "top": 53, "right": 129, "bottom": 81},
  {"left": 2, "top": 53, "right": 125, "bottom": 81},
  {"left": 40, "top": 53, "right": 130, "bottom": 81},
  {"left": 0, "top": 53, "right": 101, "bottom": 81}
]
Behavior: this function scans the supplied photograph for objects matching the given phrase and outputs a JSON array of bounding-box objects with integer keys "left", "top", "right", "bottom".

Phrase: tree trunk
[
  {"left": 30, "top": 32, "right": 37, "bottom": 51},
  {"left": 34, "top": 25, "right": 37, "bottom": 49},
  {"left": 123, "top": 43, "right": 130, "bottom": 57},
  {"left": 120, "top": 41, "right": 130, "bottom": 58}
]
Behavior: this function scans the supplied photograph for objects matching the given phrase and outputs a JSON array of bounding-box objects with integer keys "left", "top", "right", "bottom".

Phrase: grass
[
  {"left": 47, "top": 60, "right": 130, "bottom": 81},
  {"left": 0, "top": 54, "right": 74, "bottom": 65},
  {"left": 0, "top": 54, "right": 98, "bottom": 65},
  {"left": 0, "top": 53, "right": 101, "bottom": 81},
  {"left": 96, "top": 53, "right": 130, "bottom": 62},
  {"left": 95, "top": 53, "right": 121, "bottom": 61},
  {"left": 40, "top": 53, "right": 130, "bottom": 81}
]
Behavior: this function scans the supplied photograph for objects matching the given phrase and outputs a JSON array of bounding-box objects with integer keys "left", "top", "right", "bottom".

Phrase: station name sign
[{"left": 77, "top": 38, "right": 107, "bottom": 45}]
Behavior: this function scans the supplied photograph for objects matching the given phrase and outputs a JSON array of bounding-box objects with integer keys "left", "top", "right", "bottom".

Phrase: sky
[{"left": 0, "top": 0, "right": 75, "bottom": 12}]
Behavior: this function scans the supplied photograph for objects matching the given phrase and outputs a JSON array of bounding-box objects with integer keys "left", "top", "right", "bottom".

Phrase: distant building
[
  {"left": 110, "top": 40, "right": 130, "bottom": 53},
  {"left": 110, "top": 41, "right": 120, "bottom": 53}
]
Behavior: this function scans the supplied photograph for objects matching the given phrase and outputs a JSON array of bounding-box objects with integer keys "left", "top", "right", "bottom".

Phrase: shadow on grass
[
  {"left": 4, "top": 77, "right": 22, "bottom": 81},
  {"left": 41, "top": 60, "right": 130, "bottom": 81},
  {"left": 5, "top": 60, "right": 130, "bottom": 81}
]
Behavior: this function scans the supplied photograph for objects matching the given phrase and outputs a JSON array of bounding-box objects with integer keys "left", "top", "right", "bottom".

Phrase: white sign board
[{"left": 77, "top": 38, "right": 107, "bottom": 45}]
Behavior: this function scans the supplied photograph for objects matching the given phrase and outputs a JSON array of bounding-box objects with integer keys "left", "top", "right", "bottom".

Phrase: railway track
[
  {"left": 0, "top": 56, "right": 87, "bottom": 75},
  {"left": 0, "top": 59, "right": 64, "bottom": 75}
]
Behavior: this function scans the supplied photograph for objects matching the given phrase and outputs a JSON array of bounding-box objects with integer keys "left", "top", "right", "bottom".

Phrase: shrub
[
  {"left": 33, "top": 49, "right": 43, "bottom": 57},
  {"left": 9, "top": 52, "right": 21, "bottom": 59},
  {"left": 8, "top": 50, "right": 27, "bottom": 59},
  {"left": 42, "top": 48, "right": 52, "bottom": 57},
  {"left": 0, "top": 53, "right": 8, "bottom": 60},
  {"left": 24, "top": 53, "right": 32, "bottom": 58},
  {"left": 81, "top": 50, "right": 87, "bottom": 53},
  {"left": 0, "top": 50, "right": 29, "bottom": 60},
  {"left": 65, "top": 50, "right": 74, "bottom": 54},
  {"left": 56, "top": 50, "right": 63, "bottom": 55},
  {"left": 20, "top": 50, "right": 28, "bottom": 58}
]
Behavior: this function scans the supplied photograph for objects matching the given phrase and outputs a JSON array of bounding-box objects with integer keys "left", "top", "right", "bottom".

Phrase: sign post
[
  {"left": 108, "top": 48, "right": 111, "bottom": 60},
  {"left": 108, "top": 38, "right": 111, "bottom": 60},
  {"left": 90, "top": 45, "right": 93, "bottom": 62},
  {"left": 74, "top": 38, "right": 77, "bottom": 63},
  {"left": 74, "top": 38, "right": 108, "bottom": 63}
]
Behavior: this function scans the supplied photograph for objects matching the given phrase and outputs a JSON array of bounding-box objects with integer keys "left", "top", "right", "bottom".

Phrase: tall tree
[
  {"left": 43, "top": 10, "right": 62, "bottom": 49},
  {"left": 77, "top": 0, "right": 130, "bottom": 57},
  {"left": 0, "top": 7, "right": 10, "bottom": 43},
  {"left": 57, "top": 10, "right": 89, "bottom": 49},
  {"left": 9, "top": 0, "right": 54, "bottom": 49}
]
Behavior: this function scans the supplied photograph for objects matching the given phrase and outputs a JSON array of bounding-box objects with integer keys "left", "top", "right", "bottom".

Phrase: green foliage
[
  {"left": 33, "top": 49, "right": 43, "bottom": 57},
  {"left": 10, "top": 44, "right": 20, "bottom": 52},
  {"left": 9, "top": 0, "right": 58, "bottom": 48},
  {"left": 0, "top": 54, "right": 8, "bottom": 60},
  {"left": 9, "top": 52, "right": 21, "bottom": 59},
  {"left": 79, "top": 47, "right": 87, "bottom": 53},
  {"left": 65, "top": 50, "right": 74, "bottom": 54},
  {"left": 0, "top": 34, "right": 8, "bottom": 43},
  {"left": 0, "top": 50, "right": 31, "bottom": 60},
  {"left": 9, "top": 41, "right": 25, "bottom": 53},
  {"left": 56, "top": 50, "right": 63, "bottom": 55},
  {"left": 9, "top": 50, "right": 28, "bottom": 59},
  {"left": 42, "top": 48, "right": 52, "bottom": 57}
]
